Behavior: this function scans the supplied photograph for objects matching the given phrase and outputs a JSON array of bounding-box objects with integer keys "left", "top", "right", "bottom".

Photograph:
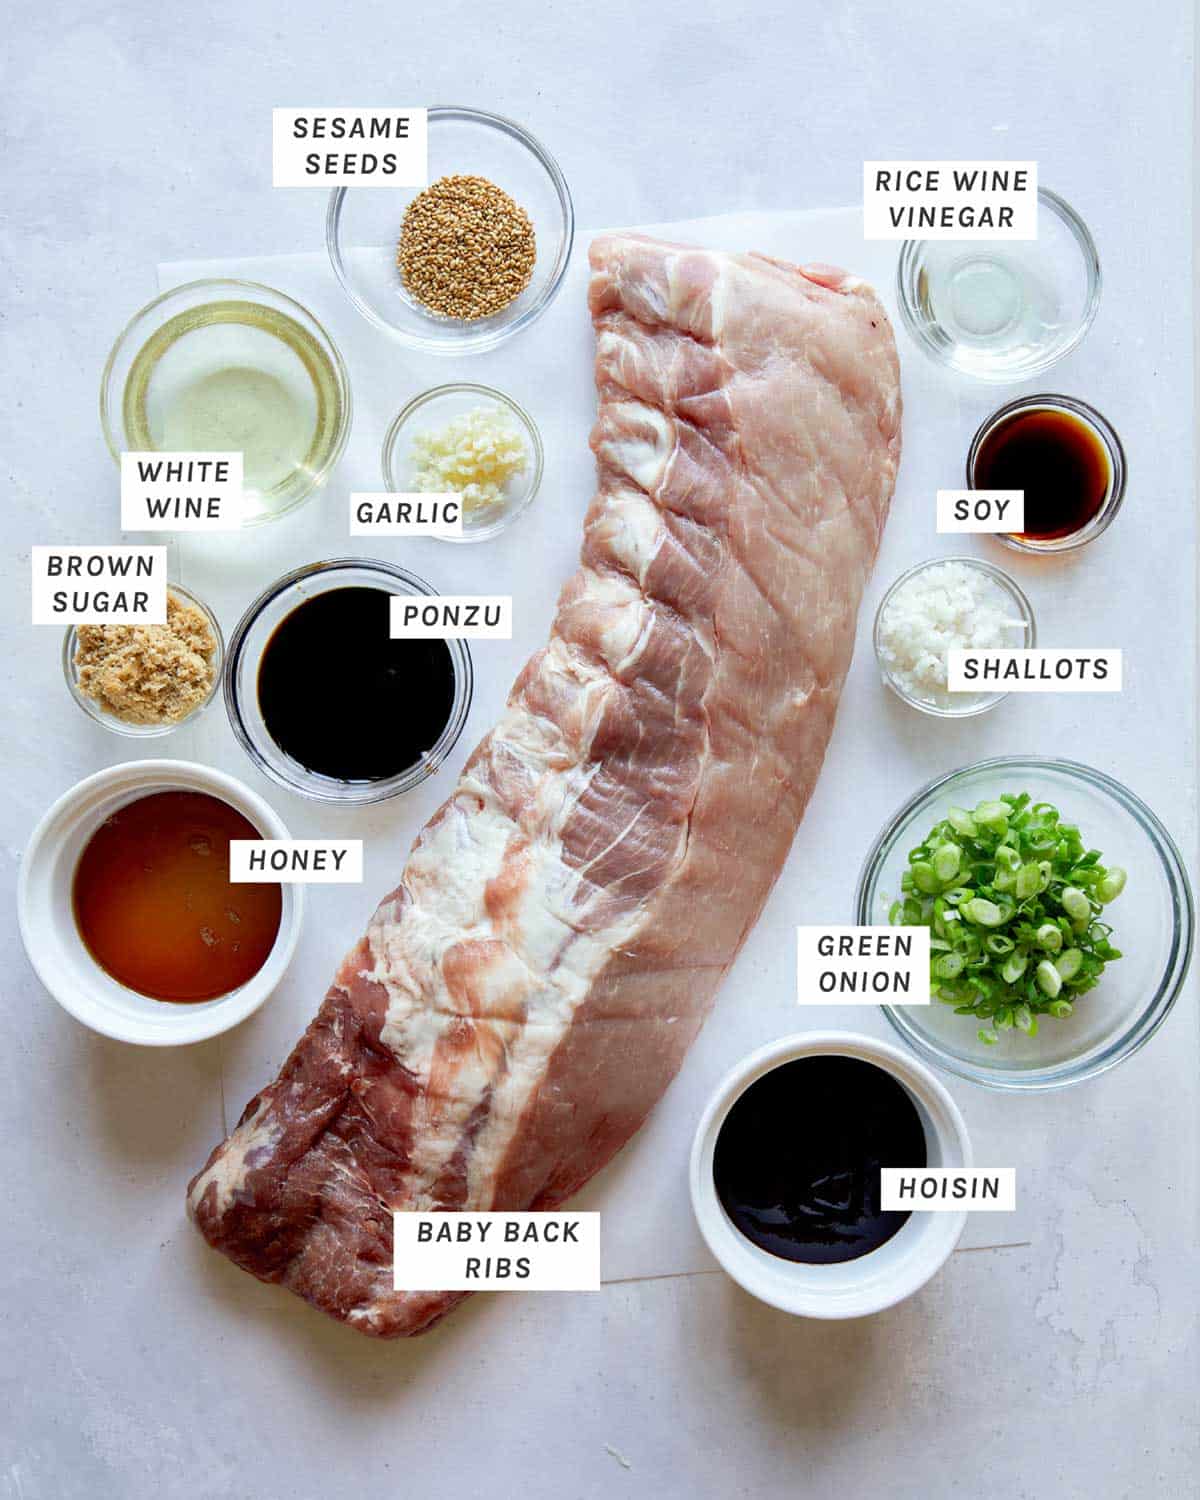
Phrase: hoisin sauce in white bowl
[{"left": 690, "top": 1032, "right": 972, "bottom": 1318}]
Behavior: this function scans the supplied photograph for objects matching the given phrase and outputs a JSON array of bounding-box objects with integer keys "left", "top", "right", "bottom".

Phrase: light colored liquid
[
  {"left": 945, "top": 256, "right": 1025, "bottom": 338},
  {"left": 123, "top": 300, "right": 345, "bottom": 523},
  {"left": 916, "top": 247, "right": 1062, "bottom": 378},
  {"left": 161, "top": 365, "right": 307, "bottom": 493}
]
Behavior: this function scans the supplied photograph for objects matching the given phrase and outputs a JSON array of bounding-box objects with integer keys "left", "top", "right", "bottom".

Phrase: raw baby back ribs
[{"left": 188, "top": 233, "right": 902, "bottom": 1336}]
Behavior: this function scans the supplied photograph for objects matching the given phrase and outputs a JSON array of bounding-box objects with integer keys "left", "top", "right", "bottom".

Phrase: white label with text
[
  {"left": 350, "top": 492, "right": 464, "bottom": 538},
  {"left": 273, "top": 108, "right": 427, "bottom": 186},
  {"left": 389, "top": 594, "right": 512, "bottom": 640},
  {"left": 796, "top": 926, "right": 931, "bottom": 1005},
  {"left": 32, "top": 546, "right": 167, "bottom": 624},
  {"left": 229, "top": 840, "right": 363, "bottom": 883},
  {"left": 936, "top": 489, "right": 1025, "bottom": 534},
  {"left": 948, "top": 648, "right": 1122, "bottom": 693},
  {"left": 393, "top": 1212, "right": 601, "bottom": 1291},
  {"left": 881, "top": 1168, "right": 1016, "bottom": 1212},
  {"left": 864, "top": 160, "right": 1038, "bottom": 240},
  {"left": 121, "top": 452, "right": 244, "bottom": 531}
]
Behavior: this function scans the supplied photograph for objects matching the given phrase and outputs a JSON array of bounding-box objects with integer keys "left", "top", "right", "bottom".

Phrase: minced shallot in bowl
[{"left": 877, "top": 561, "right": 1025, "bottom": 710}]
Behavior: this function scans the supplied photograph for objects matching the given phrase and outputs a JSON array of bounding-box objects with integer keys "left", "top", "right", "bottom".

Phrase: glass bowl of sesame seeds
[{"left": 327, "top": 107, "right": 574, "bottom": 355}]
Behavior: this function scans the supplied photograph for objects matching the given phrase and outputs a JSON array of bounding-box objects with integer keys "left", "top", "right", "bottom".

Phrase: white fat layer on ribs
[
  {"left": 666, "top": 249, "right": 725, "bottom": 341},
  {"left": 596, "top": 488, "right": 664, "bottom": 585},
  {"left": 707, "top": 259, "right": 727, "bottom": 340},
  {"left": 188, "top": 1098, "right": 281, "bottom": 1218},
  {"left": 574, "top": 567, "right": 649, "bottom": 674},
  {"left": 596, "top": 401, "right": 673, "bottom": 492},
  {"left": 457, "top": 812, "right": 685, "bottom": 1209}
]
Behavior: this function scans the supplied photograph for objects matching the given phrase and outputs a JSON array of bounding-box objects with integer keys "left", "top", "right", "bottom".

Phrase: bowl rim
[
  {"left": 688, "top": 1030, "right": 972, "bottom": 1318},
  {"left": 872, "top": 554, "right": 1038, "bottom": 718},
  {"left": 326, "top": 104, "right": 575, "bottom": 354},
  {"left": 380, "top": 381, "right": 545, "bottom": 543},
  {"left": 223, "top": 556, "right": 475, "bottom": 804},
  {"left": 98, "top": 276, "right": 353, "bottom": 525},
  {"left": 62, "top": 580, "right": 226, "bottom": 738},
  {"left": 895, "top": 186, "right": 1102, "bottom": 383},
  {"left": 855, "top": 755, "right": 1195, "bottom": 1092},
  {"left": 965, "top": 392, "right": 1128, "bottom": 555},
  {"left": 17, "top": 758, "right": 304, "bottom": 1046}
]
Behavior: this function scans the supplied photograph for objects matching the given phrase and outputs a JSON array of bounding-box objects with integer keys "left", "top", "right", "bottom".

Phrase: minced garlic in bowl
[
  {"left": 382, "top": 382, "right": 544, "bottom": 543},
  {"left": 411, "top": 404, "right": 529, "bottom": 515}
]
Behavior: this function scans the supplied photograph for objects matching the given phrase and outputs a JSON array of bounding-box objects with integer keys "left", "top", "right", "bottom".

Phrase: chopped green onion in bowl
[
  {"left": 858, "top": 756, "right": 1191, "bottom": 1093},
  {"left": 887, "top": 792, "right": 1126, "bottom": 1044}
]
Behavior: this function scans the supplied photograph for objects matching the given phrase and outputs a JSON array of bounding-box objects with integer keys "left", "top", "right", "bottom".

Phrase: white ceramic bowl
[
  {"left": 18, "top": 760, "right": 303, "bottom": 1046},
  {"left": 689, "top": 1032, "right": 972, "bottom": 1319}
]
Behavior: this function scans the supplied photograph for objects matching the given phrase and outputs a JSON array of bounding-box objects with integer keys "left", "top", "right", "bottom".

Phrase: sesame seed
[{"left": 396, "top": 174, "right": 537, "bottom": 320}]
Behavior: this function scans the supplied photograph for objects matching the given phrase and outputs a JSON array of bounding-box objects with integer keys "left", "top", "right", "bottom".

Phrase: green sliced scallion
[
  {"left": 888, "top": 791, "right": 1127, "bottom": 1042},
  {"left": 1096, "top": 867, "right": 1127, "bottom": 903},
  {"left": 963, "top": 897, "right": 1004, "bottom": 927}
]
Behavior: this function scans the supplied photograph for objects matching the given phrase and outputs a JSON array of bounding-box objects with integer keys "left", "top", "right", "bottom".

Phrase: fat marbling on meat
[{"left": 187, "top": 232, "right": 902, "bottom": 1336}]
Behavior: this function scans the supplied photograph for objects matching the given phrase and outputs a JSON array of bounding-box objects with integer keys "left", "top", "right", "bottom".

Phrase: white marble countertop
[{"left": 2, "top": 2, "right": 1196, "bottom": 1496}]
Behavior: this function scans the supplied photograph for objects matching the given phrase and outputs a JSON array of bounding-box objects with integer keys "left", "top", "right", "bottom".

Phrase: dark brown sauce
[
  {"left": 974, "top": 406, "right": 1111, "bottom": 541},
  {"left": 713, "top": 1056, "right": 927, "bottom": 1265},
  {"left": 73, "top": 791, "right": 282, "bottom": 1003},
  {"left": 257, "top": 586, "right": 456, "bottom": 782}
]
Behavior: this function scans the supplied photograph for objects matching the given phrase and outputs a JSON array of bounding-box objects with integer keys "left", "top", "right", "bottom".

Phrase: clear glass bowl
[
  {"left": 856, "top": 757, "right": 1194, "bottom": 1092},
  {"left": 967, "top": 393, "right": 1127, "bottom": 555},
  {"left": 873, "top": 556, "right": 1036, "bottom": 718},
  {"left": 224, "top": 558, "right": 473, "bottom": 804},
  {"left": 326, "top": 106, "right": 574, "bottom": 354},
  {"left": 101, "top": 279, "right": 352, "bottom": 525},
  {"left": 63, "top": 582, "right": 225, "bottom": 738},
  {"left": 896, "top": 188, "right": 1101, "bottom": 382},
  {"left": 381, "top": 382, "right": 543, "bottom": 543}
]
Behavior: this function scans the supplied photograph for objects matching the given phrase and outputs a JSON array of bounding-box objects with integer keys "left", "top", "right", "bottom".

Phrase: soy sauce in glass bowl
[{"left": 968, "top": 393, "right": 1126, "bottom": 554}]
